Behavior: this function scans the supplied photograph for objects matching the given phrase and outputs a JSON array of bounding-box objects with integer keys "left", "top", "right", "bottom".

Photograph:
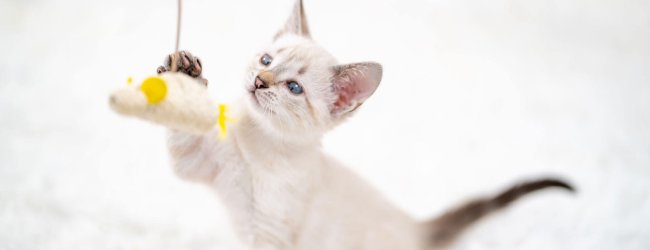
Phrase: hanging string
[
  {"left": 171, "top": 0, "right": 182, "bottom": 72},
  {"left": 169, "top": 0, "right": 234, "bottom": 138}
]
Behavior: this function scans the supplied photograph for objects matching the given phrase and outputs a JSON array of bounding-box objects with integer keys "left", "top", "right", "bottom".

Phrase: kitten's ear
[
  {"left": 330, "top": 62, "right": 383, "bottom": 116},
  {"left": 275, "top": 0, "right": 311, "bottom": 39}
]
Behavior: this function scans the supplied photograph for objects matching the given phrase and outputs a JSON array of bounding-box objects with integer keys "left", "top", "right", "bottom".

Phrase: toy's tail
[{"left": 424, "top": 178, "right": 574, "bottom": 248}]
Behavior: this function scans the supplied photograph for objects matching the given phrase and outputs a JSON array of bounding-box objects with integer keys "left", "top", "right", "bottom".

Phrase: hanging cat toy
[{"left": 109, "top": 0, "right": 234, "bottom": 138}]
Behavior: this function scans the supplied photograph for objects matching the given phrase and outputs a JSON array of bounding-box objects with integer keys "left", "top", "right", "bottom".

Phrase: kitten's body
[
  {"left": 169, "top": 108, "right": 422, "bottom": 250},
  {"left": 160, "top": 1, "right": 572, "bottom": 249}
]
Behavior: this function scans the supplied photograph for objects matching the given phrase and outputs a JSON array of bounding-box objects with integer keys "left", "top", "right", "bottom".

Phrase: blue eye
[
  {"left": 260, "top": 54, "right": 273, "bottom": 66},
  {"left": 287, "top": 81, "right": 303, "bottom": 94}
]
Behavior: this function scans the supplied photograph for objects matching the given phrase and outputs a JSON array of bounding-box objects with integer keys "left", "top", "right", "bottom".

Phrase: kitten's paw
[{"left": 157, "top": 51, "right": 208, "bottom": 86}]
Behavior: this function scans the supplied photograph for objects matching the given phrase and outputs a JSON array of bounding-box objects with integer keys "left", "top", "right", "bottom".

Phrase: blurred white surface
[{"left": 1, "top": 0, "right": 649, "bottom": 249}]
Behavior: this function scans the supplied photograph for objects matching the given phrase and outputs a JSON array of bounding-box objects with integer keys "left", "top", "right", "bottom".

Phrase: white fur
[{"left": 168, "top": 111, "right": 424, "bottom": 250}]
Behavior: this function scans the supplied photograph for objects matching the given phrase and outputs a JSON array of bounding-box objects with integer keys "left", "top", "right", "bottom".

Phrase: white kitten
[{"left": 164, "top": 1, "right": 573, "bottom": 249}]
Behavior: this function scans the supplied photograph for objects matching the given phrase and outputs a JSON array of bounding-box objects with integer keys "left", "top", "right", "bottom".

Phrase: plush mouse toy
[
  {"left": 110, "top": 71, "right": 231, "bottom": 135},
  {"left": 109, "top": 51, "right": 233, "bottom": 138},
  {"left": 109, "top": 0, "right": 232, "bottom": 138}
]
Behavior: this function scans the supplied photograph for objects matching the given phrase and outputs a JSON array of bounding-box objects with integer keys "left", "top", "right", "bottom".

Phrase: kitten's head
[{"left": 245, "top": 0, "right": 382, "bottom": 143}]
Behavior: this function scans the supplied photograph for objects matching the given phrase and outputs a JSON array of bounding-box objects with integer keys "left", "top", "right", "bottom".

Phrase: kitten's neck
[{"left": 235, "top": 109, "right": 322, "bottom": 155}]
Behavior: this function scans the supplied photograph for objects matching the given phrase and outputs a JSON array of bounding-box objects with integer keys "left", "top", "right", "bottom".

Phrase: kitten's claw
[
  {"left": 157, "top": 51, "right": 208, "bottom": 86},
  {"left": 156, "top": 65, "right": 167, "bottom": 74}
]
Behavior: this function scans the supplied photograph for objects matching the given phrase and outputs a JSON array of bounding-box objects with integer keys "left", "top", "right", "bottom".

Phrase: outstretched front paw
[{"left": 157, "top": 51, "right": 208, "bottom": 86}]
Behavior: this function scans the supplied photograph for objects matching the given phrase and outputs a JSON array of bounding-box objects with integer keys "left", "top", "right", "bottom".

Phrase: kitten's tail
[{"left": 424, "top": 178, "right": 574, "bottom": 248}]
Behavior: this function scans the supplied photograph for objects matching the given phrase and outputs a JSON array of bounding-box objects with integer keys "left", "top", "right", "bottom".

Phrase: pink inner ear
[
  {"left": 332, "top": 71, "right": 376, "bottom": 112},
  {"left": 333, "top": 76, "right": 355, "bottom": 110}
]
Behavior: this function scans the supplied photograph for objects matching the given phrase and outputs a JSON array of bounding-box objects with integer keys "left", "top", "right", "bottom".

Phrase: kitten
[{"left": 157, "top": 1, "right": 573, "bottom": 249}]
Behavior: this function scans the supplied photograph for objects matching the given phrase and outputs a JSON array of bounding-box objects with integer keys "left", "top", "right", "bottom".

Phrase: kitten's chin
[
  {"left": 248, "top": 91, "right": 274, "bottom": 115},
  {"left": 243, "top": 100, "right": 323, "bottom": 144}
]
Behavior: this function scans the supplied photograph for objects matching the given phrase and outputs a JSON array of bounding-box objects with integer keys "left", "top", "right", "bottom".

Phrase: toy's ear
[
  {"left": 329, "top": 62, "right": 383, "bottom": 116},
  {"left": 275, "top": 0, "right": 310, "bottom": 39}
]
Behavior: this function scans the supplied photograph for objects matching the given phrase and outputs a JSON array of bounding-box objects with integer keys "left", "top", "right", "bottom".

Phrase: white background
[{"left": 1, "top": 0, "right": 649, "bottom": 249}]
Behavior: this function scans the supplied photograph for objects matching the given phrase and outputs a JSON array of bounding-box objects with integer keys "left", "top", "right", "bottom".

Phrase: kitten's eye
[
  {"left": 260, "top": 54, "right": 273, "bottom": 66},
  {"left": 287, "top": 81, "right": 303, "bottom": 94}
]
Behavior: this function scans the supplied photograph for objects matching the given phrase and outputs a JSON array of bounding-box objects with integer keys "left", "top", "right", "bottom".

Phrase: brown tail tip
[
  {"left": 427, "top": 178, "right": 574, "bottom": 248},
  {"left": 494, "top": 178, "right": 575, "bottom": 205}
]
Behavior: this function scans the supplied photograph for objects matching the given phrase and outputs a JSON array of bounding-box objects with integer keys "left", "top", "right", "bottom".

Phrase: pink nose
[{"left": 255, "top": 76, "right": 268, "bottom": 89}]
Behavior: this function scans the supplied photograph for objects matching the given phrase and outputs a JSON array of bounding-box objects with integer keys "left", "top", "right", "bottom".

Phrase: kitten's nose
[
  {"left": 255, "top": 76, "right": 269, "bottom": 89},
  {"left": 255, "top": 71, "right": 275, "bottom": 89}
]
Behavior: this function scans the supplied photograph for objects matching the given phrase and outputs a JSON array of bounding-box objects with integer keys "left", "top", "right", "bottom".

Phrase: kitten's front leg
[
  {"left": 158, "top": 51, "right": 221, "bottom": 183},
  {"left": 167, "top": 130, "right": 223, "bottom": 182}
]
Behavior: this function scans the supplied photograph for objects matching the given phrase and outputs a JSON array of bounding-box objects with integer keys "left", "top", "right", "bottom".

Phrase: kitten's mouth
[
  {"left": 246, "top": 82, "right": 259, "bottom": 103},
  {"left": 246, "top": 83, "right": 256, "bottom": 93},
  {"left": 249, "top": 89, "right": 261, "bottom": 107}
]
